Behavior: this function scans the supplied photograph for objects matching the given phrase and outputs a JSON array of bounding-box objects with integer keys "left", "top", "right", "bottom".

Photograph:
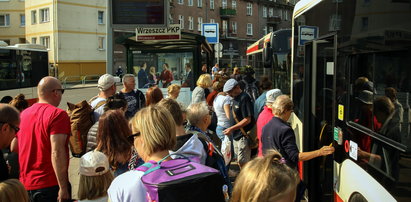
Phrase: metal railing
[{"left": 62, "top": 74, "right": 101, "bottom": 88}]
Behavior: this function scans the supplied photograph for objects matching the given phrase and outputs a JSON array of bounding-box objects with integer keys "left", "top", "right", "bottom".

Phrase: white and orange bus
[
  {"left": 0, "top": 42, "right": 49, "bottom": 104},
  {"left": 246, "top": 29, "right": 292, "bottom": 95},
  {"left": 291, "top": 0, "right": 411, "bottom": 201}
]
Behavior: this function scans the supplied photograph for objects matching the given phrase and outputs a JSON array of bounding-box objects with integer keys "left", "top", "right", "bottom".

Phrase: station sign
[
  {"left": 136, "top": 24, "right": 181, "bottom": 41},
  {"left": 202, "top": 23, "right": 219, "bottom": 44},
  {"left": 298, "top": 25, "right": 319, "bottom": 46}
]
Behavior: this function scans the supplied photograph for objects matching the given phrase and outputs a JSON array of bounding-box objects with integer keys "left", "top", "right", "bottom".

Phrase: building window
[
  {"left": 222, "top": 20, "right": 228, "bottom": 35},
  {"left": 361, "top": 17, "right": 368, "bottom": 31},
  {"left": 222, "top": 0, "right": 227, "bottom": 9},
  {"left": 188, "top": 0, "right": 193, "bottom": 6},
  {"left": 247, "top": 23, "right": 253, "bottom": 35},
  {"left": 278, "top": 9, "right": 283, "bottom": 20},
  {"left": 284, "top": 10, "right": 289, "bottom": 21},
  {"left": 178, "top": 0, "right": 183, "bottom": 4},
  {"left": 269, "top": 8, "right": 273, "bottom": 17},
  {"left": 263, "top": 26, "right": 267, "bottom": 35},
  {"left": 20, "top": 14, "right": 25, "bottom": 26},
  {"left": 197, "top": 17, "right": 202, "bottom": 31},
  {"left": 31, "top": 37, "right": 37, "bottom": 44},
  {"left": 31, "top": 10, "right": 37, "bottom": 24},
  {"left": 0, "top": 14, "right": 10, "bottom": 27},
  {"left": 269, "top": 26, "right": 274, "bottom": 33},
  {"left": 40, "top": 36, "right": 50, "bottom": 48},
  {"left": 179, "top": 15, "right": 184, "bottom": 29},
  {"left": 210, "top": 0, "right": 214, "bottom": 10},
  {"left": 197, "top": 0, "right": 202, "bottom": 7},
  {"left": 232, "top": 0, "right": 237, "bottom": 9},
  {"left": 231, "top": 21, "right": 237, "bottom": 34},
  {"left": 98, "top": 37, "right": 104, "bottom": 50},
  {"left": 40, "top": 8, "right": 50, "bottom": 23},
  {"left": 329, "top": 14, "right": 341, "bottom": 31},
  {"left": 98, "top": 11, "right": 104, "bottom": 24},
  {"left": 210, "top": 19, "right": 215, "bottom": 23},
  {"left": 263, "top": 7, "right": 267, "bottom": 18},
  {"left": 188, "top": 16, "right": 193, "bottom": 30},
  {"left": 246, "top": 3, "right": 252, "bottom": 16}
]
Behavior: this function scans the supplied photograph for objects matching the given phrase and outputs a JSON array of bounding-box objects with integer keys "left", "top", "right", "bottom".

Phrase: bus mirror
[{"left": 263, "top": 46, "right": 273, "bottom": 68}]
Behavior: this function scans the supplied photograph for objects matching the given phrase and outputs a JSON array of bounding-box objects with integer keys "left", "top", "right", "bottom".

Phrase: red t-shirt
[
  {"left": 257, "top": 106, "right": 274, "bottom": 157},
  {"left": 17, "top": 103, "right": 70, "bottom": 190}
]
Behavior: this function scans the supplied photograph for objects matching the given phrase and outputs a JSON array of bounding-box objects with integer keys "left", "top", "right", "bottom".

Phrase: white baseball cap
[
  {"left": 97, "top": 74, "right": 116, "bottom": 91},
  {"left": 80, "top": 151, "right": 110, "bottom": 176},
  {"left": 266, "top": 89, "right": 282, "bottom": 104}
]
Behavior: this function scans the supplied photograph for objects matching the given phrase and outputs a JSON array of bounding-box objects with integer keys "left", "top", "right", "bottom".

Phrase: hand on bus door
[{"left": 318, "top": 145, "right": 335, "bottom": 156}]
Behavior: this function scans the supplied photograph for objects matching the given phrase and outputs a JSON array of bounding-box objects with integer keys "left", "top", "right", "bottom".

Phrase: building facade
[
  {"left": 1, "top": 0, "right": 107, "bottom": 79},
  {"left": 0, "top": 0, "right": 26, "bottom": 45}
]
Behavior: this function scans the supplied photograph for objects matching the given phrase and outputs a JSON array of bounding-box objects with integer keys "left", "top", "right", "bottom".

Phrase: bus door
[{"left": 303, "top": 35, "right": 336, "bottom": 201}]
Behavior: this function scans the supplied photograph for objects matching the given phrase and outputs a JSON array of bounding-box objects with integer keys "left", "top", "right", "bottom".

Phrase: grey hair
[
  {"left": 0, "top": 104, "right": 20, "bottom": 125},
  {"left": 122, "top": 74, "right": 135, "bottom": 85},
  {"left": 186, "top": 102, "right": 209, "bottom": 127},
  {"left": 272, "top": 95, "right": 294, "bottom": 117}
]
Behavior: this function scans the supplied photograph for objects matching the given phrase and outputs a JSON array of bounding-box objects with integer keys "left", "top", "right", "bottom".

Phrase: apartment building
[
  {"left": 0, "top": 0, "right": 26, "bottom": 45},
  {"left": 1, "top": 0, "right": 107, "bottom": 78},
  {"left": 259, "top": 0, "right": 293, "bottom": 36},
  {"left": 25, "top": 0, "right": 107, "bottom": 78}
]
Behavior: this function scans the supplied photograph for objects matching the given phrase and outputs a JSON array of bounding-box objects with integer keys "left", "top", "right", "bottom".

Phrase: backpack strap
[{"left": 93, "top": 100, "right": 106, "bottom": 110}]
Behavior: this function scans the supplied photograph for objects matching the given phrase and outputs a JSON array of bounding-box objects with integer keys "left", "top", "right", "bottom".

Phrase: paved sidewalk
[{"left": 68, "top": 156, "right": 81, "bottom": 199}]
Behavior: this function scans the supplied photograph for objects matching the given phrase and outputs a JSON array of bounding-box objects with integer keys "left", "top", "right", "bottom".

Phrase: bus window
[{"left": 0, "top": 49, "right": 19, "bottom": 90}]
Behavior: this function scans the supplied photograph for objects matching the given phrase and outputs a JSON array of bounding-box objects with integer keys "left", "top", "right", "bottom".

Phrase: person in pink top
[
  {"left": 256, "top": 89, "right": 282, "bottom": 157},
  {"left": 14, "top": 76, "right": 71, "bottom": 201}
]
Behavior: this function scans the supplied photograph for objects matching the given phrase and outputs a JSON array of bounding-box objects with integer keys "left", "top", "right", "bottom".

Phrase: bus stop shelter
[{"left": 115, "top": 31, "right": 214, "bottom": 84}]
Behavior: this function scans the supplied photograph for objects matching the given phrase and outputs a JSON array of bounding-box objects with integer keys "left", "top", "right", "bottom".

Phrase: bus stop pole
[{"left": 106, "top": 0, "right": 113, "bottom": 74}]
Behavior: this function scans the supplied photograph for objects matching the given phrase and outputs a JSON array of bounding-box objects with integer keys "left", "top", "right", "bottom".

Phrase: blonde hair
[
  {"left": 231, "top": 151, "right": 300, "bottom": 202},
  {"left": 272, "top": 95, "right": 294, "bottom": 116},
  {"left": 78, "top": 172, "right": 113, "bottom": 200},
  {"left": 196, "top": 74, "right": 212, "bottom": 88},
  {"left": 0, "top": 179, "right": 29, "bottom": 202},
  {"left": 130, "top": 105, "right": 176, "bottom": 157},
  {"left": 167, "top": 84, "right": 181, "bottom": 95},
  {"left": 150, "top": 66, "right": 156, "bottom": 75}
]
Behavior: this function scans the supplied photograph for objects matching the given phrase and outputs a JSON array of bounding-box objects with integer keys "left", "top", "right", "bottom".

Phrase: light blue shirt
[{"left": 254, "top": 91, "right": 267, "bottom": 120}]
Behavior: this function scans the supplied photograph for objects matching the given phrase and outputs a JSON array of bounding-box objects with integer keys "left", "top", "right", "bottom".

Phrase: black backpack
[{"left": 244, "top": 80, "right": 259, "bottom": 101}]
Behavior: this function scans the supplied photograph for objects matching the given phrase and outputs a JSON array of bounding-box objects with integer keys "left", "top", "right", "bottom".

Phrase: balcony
[
  {"left": 267, "top": 16, "right": 282, "bottom": 24},
  {"left": 220, "top": 8, "right": 236, "bottom": 18}
]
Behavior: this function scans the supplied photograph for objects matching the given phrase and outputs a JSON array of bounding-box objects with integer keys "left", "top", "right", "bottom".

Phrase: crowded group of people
[{"left": 0, "top": 65, "right": 335, "bottom": 202}]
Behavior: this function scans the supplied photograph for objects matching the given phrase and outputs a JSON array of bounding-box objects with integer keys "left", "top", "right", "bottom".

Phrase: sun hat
[
  {"left": 223, "top": 79, "right": 238, "bottom": 93},
  {"left": 79, "top": 151, "right": 110, "bottom": 177},
  {"left": 266, "top": 89, "right": 283, "bottom": 104},
  {"left": 97, "top": 74, "right": 115, "bottom": 91}
]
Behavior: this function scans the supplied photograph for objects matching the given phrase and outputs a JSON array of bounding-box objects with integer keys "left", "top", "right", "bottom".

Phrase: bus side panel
[{"left": 334, "top": 160, "right": 395, "bottom": 202}]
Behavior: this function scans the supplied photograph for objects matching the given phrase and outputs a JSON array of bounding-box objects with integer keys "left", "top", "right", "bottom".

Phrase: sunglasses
[
  {"left": 53, "top": 89, "right": 65, "bottom": 94},
  {"left": 0, "top": 122, "right": 20, "bottom": 133},
  {"left": 127, "top": 132, "right": 140, "bottom": 143}
]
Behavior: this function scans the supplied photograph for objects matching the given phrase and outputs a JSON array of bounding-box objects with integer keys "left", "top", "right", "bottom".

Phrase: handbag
[{"left": 232, "top": 111, "right": 259, "bottom": 149}]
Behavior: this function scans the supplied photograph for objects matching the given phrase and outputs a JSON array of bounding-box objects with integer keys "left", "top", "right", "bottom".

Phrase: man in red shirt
[{"left": 16, "top": 76, "right": 71, "bottom": 201}]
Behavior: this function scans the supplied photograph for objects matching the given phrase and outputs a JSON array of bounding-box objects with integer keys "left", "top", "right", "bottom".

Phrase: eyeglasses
[
  {"left": 127, "top": 132, "right": 140, "bottom": 143},
  {"left": 53, "top": 89, "right": 65, "bottom": 94},
  {"left": 0, "top": 122, "right": 20, "bottom": 133}
]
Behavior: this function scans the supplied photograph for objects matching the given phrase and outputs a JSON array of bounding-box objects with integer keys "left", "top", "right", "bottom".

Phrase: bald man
[
  {"left": 0, "top": 104, "right": 20, "bottom": 181},
  {"left": 16, "top": 76, "right": 71, "bottom": 201}
]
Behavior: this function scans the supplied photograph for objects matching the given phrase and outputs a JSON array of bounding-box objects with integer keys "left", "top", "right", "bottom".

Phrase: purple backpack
[{"left": 136, "top": 154, "right": 225, "bottom": 202}]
